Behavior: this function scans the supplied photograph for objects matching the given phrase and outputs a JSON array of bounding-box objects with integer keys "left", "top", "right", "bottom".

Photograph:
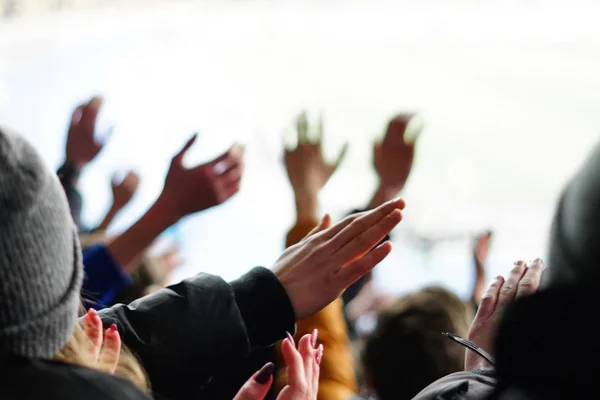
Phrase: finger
[
  {"left": 297, "top": 333, "right": 316, "bottom": 385},
  {"left": 172, "top": 133, "right": 198, "bottom": 164},
  {"left": 79, "top": 96, "right": 103, "bottom": 134},
  {"left": 301, "top": 214, "right": 332, "bottom": 241},
  {"left": 297, "top": 111, "right": 308, "bottom": 144},
  {"left": 83, "top": 309, "right": 103, "bottom": 361},
  {"left": 233, "top": 363, "right": 274, "bottom": 400},
  {"left": 496, "top": 261, "right": 527, "bottom": 312},
  {"left": 218, "top": 161, "right": 244, "bottom": 183},
  {"left": 281, "top": 336, "right": 306, "bottom": 388},
  {"left": 475, "top": 275, "right": 505, "bottom": 320},
  {"left": 70, "top": 105, "right": 85, "bottom": 127},
  {"left": 516, "top": 258, "right": 545, "bottom": 298},
  {"left": 209, "top": 143, "right": 244, "bottom": 172},
  {"left": 334, "top": 241, "right": 392, "bottom": 289},
  {"left": 98, "top": 324, "right": 121, "bottom": 374},
  {"left": 331, "top": 208, "right": 402, "bottom": 265}
]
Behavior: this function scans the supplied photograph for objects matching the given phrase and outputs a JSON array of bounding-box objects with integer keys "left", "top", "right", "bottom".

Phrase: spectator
[{"left": 361, "top": 286, "right": 472, "bottom": 400}]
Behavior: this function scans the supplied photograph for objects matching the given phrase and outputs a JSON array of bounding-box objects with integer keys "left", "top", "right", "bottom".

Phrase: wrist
[
  {"left": 150, "top": 196, "right": 182, "bottom": 229},
  {"left": 294, "top": 192, "right": 319, "bottom": 221}
]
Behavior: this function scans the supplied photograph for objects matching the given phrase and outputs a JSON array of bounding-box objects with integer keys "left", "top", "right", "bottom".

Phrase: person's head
[
  {"left": 0, "top": 126, "right": 82, "bottom": 359},
  {"left": 362, "top": 286, "right": 472, "bottom": 400},
  {"left": 545, "top": 140, "right": 600, "bottom": 287}
]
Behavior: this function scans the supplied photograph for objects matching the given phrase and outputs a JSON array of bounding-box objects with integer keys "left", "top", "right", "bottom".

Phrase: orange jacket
[{"left": 275, "top": 219, "right": 357, "bottom": 400}]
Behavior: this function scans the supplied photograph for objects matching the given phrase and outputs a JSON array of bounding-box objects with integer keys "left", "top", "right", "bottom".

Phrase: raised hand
[
  {"left": 285, "top": 112, "right": 347, "bottom": 200},
  {"left": 472, "top": 231, "right": 493, "bottom": 304},
  {"left": 465, "top": 259, "right": 545, "bottom": 371},
  {"left": 273, "top": 198, "right": 405, "bottom": 320},
  {"left": 65, "top": 96, "right": 110, "bottom": 169},
  {"left": 158, "top": 134, "right": 244, "bottom": 221},
  {"left": 370, "top": 114, "right": 418, "bottom": 207},
  {"left": 111, "top": 171, "right": 140, "bottom": 211},
  {"left": 82, "top": 309, "right": 122, "bottom": 374},
  {"left": 233, "top": 332, "right": 321, "bottom": 400}
]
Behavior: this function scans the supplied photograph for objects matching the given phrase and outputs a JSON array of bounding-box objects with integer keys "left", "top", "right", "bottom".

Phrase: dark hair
[{"left": 362, "top": 286, "right": 470, "bottom": 400}]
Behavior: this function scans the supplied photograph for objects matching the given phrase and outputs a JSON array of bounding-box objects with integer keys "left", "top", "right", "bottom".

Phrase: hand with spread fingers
[
  {"left": 285, "top": 112, "right": 347, "bottom": 220},
  {"left": 370, "top": 114, "right": 418, "bottom": 208},
  {"left": 465, "top": 259, "right": 545, "bottom": 371},
  {"left": 234, "top": 332, "right": 322, "bottom": 400},
  {"left": 273, "top": 198, "right": 405, "bottom": 320},
  {"left": 97, "top": 171, "right": 141, "bottom": 231},
  {"left": 65, "top": 96, "right": 111, "bottom": 169},
  {"left": 158, "top": 134, "right": 245, "bottom": 221}
]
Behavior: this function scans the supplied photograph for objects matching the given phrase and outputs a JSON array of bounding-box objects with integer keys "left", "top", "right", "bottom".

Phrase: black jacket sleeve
[
  {"left": 57, "top": 162, "right": 84, "bottom": 231},
  {"left": 98, "top": 267, "right": 296, "bottom": 400}
]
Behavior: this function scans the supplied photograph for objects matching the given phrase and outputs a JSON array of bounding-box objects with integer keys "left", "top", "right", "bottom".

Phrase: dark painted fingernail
[
  {"left": 311, "top": 329, "right": 318, "bottom": 348},
  {"left": 316, "top": 344, "right": 324, "bottom": 365},
  {"left": 286, "top": 331, "right": 295, "bottom": 347},
  {"left": 254, "top": 362, "right": 275, "bottom": 384},
  {"left": 109, "top": 324, "right": 117, "bottom": 332}
]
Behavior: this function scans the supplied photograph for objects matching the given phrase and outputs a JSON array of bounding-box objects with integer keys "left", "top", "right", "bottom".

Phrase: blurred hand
[
  {"left": 81, "top": 309, "right": 121, "bottom": 375},
  {"left": 373, "top": 114, "right": 417, "bottom": 196},
  {"left": 233, "top": 333, "right": 321, "bottom": 400},
  {"left": 345, "top": 280, "right": 396, "bottom": 323},
  {"left": 111, "top": 171, "right": 140, "bottom": 211},
  {"left": 465, "top": 259, "right": 545, "bottom": 371},
  {"left": 285, "top": 112, "right": 347, "bottom": 198},
  {"left": 273, "top": 198, "right": 404, "bottom": 319},
  {"left": 66, "top": 96, "right": 110, "bottom": 169},
  {"left": 158, "top": 134, "right": 244, "bottom": 221},
  {"left": 472, "top": 231, "right": 493, "bottom": 304}
]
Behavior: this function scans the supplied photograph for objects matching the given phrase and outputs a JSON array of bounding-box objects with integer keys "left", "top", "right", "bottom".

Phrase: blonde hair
[{"left": 54, "top": 322, "right": 151, "bottom": 393}]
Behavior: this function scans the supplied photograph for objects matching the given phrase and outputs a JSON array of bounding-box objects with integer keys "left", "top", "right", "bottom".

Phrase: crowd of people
[{"left": 0, "top": 94, "right": 597, "bottom": 399}]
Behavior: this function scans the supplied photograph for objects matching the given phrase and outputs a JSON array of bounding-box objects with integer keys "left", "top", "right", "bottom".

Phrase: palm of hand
[
  {"left": 374, "top": 115, "right": 416, "bottom": 191},
  {"left": 111, "top": 172, "right": 140, "bottom": 209},
  {"left": 285, "top": 143, "right": 336, "bottom": 194},
  {"left": 66, "top": 97, "right": 105, "bottom": 167}
]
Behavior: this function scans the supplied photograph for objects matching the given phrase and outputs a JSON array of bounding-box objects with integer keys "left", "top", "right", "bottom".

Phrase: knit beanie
[
  {"left": 544, "top": 140, "right": 600, "bottom": 287},
  {"left": 0, "top": 126, "right": 82, "bottom": 359}
]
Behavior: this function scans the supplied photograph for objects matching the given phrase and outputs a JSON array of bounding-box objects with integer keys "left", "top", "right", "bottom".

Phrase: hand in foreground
[
  {"left": 233, "top": 332, "right": 321, "bottom": 400},
  {"left": 273, "top": 198, "right": 405, "bottom": 320},
  {"left": 157, "top": 134, "right": 244, "bottom": 221},
  {"left": 465, "top": 259, "right": 545, "bottom": 371},
  {"left": 81, "top": 309, "right": 121, "bottom": 374},
  {"left": 65, "top": 96, "right": 110, "bottom": 169},
  {"left": 284, "top": 112, "right": 347, "bottom": 205},
  {"left": 370, "top": 114, "right": 418, "bottom": 207}
]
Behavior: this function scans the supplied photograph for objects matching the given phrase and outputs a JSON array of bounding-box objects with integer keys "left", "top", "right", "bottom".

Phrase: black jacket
[
  {"left": 2, "top": 267, "right": 295, "bottom": 400},
  {"left": 99, "top": 267, "right": 296, "bottom": 400}
]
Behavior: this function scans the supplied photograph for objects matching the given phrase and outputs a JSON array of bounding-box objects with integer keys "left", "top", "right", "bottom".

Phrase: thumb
[
  {"left": 171, "top": 133, "right": 198, "bottom": 165},
  {"left": 233, "top": 362, "right": 274, "bottom": 400}
]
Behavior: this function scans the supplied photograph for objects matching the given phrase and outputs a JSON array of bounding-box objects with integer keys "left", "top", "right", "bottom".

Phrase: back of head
[
  {"left": 545, "top": 140, "right": 600, "bottom": 287},
  {"left": 0, "top": 126, "right": 82, "bottom": 359},
  {"left": 362, "top": 286, "right": 471, "bottom": 400}
]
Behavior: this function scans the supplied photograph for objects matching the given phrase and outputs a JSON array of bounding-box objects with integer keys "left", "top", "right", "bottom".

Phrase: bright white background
[{"left": 1, "top": 1, "right": 599, "bottom": 298}]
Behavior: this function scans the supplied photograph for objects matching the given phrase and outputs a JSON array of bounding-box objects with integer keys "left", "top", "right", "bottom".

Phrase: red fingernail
[
  {"left": 311, "top": 329, "right": 318, "bottom": 348},
  {"left": 109, "top": 324, "right": 118, "bottom": 332},
  {"left": 316, "top": 344, "right": 324, "bottom": 365},
  {"left": 286, "top": 331, "right": 295, "bottom": 347}
]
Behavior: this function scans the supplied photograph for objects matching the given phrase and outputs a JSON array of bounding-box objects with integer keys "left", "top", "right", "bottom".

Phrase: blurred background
[{"left": 1, "top": 0, "right": 599, "bottom": 298}]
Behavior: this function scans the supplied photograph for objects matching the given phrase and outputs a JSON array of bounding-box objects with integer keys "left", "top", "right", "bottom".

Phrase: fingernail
[
  {"left": 316, "top": 344, "right": 324, "bottom": 365},
  {"left": 109, "top": 324, "right": 118, "bottom": 332},
  {"left": 254, "top": 362, "right": 275, "bottom": 384},
  {"left": 311, "top": 329, "right": 318, "bottom": 348},
  {"left": 88, "top": 308, "right": 97, "bottom": 315},
  {"left": 286, "top": 331, "right": 295, "bottom": 347}
]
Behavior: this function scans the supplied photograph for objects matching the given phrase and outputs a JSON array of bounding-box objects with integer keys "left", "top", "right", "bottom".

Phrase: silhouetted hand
[
  {"left": 465, "top": 259, "right": 544, "bottom": 371},
  {"left": 233, "top": 333, "right": 321, "bottom": 400},
  {"left": 111, "top": 171, "right": 140, "bottom": 211},
  {"left": 372, "top": 114, "right": 417, "bottom": 198},
  {"left": 273, "top": 198, "right": 405, "bottom": 319},
  {"left": 285, "top": 112, "right": 347, "bottom": 198},
  {"left": 158, "top": 134, "right": 244, "bottom": 221},
  {"left": 65, "top": 96, "right": 110, "bottom": 169}
]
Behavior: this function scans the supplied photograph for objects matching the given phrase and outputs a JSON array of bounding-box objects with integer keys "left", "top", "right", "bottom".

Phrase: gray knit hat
[
  {"left": 0, "top": 126, "right": 82, "bottom": 359},
  {"left": 544, "top": 140, "right": 600, "bottom": 287}
]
